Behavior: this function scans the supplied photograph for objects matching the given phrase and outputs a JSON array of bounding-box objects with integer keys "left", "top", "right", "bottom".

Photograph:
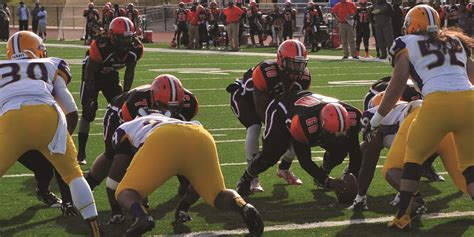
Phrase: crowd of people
[{"left": 83, "top": 2, "right": 142, "bottom": 45}]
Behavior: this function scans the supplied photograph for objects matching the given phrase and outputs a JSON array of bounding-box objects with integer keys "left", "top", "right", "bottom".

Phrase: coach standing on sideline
[
  {"left": 223, "top": 0, "right": 244, "bottom": 51},
  {"left": 332, "top": 0, "right": 358, "bottom": 59},
  {"left": 17, "top": 1, "right": 29, "bottom": 31}
]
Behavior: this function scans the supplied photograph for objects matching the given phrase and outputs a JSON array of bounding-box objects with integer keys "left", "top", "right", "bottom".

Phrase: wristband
[{"left": 370, "top": 111, "right": 384, "bottom": 128}]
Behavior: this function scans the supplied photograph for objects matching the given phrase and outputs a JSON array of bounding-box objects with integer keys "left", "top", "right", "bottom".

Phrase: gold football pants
[
  {"left": 0, "top": 104, "right": 83, "bottom": 184},
  {"left": 116, "top": 124, "right": 226, "bottom": 207},
  {"left": 382, "top": 106, "right": 469, "bottom": 193}
]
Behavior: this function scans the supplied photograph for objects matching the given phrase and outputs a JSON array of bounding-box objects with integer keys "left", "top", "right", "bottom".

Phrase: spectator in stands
[
  {"left": 223, "top": 0, "right": 244, "bottom": 51},
  {"left": 446, "top": 0, "right": 459, "bottom": 27},
  {"left": 371, "top": 0, "right": 393, "bottom": 59},
  {"left": 83, "top": 2, "right": 100, "bottom": 45},
  {"left": 31, "top": 2, "right": 40, "bottom": 34},
  {"left": 332, "top": 0, "right": 358, "bottom": 59},
  {"left": 0, "top": 5, "right": 7, "bottom": 41},
  {"left": 17, "top": 1, "right": 29, "bottom": 31},
  {"left": 187, "top": 3, "right": 200, "bottom": 49},
  {"left": 37, "top": 6, "right": 47, "bottom": 40},
  {"left": 391, "top": 0, "right": 403, "bottom": 38},
  {"left": 2, "top": 3, "right": 10, "bottom": 41},
  {"left": 113, "top": 4, "right": 126, "bottom": 18},
  {"left": 282, "top": 0, "right": 296, "bottom": 40}
]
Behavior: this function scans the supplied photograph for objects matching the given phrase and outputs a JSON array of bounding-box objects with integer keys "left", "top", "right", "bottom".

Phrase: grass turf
[{"left": 0, "top": 45, "right": 472, "bottom": 236}]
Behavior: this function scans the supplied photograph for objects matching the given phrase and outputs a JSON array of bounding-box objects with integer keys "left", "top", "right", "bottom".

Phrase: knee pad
[
  {"left": 402, "top": 162, "right": 422, "bottom": 181},
  {"left": 463, "top": 166, "right": 474, "bottom": 185}
]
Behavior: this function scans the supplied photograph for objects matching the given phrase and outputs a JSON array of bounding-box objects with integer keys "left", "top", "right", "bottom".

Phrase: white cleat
[
  {"left": 390, "top": 192, "right": 401, "bottom": 206},
  {"left": 277, "top": 169, "right": 303, "bottom": 185},
  {"left": 348, "top": 196, "right": 369, "bottom": 210},
  {"left": 250, "top": 177, "right": 264, "bottom": 193}
]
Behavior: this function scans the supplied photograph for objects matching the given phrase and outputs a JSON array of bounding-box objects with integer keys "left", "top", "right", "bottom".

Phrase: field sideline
[{"left": 0, "top": 43, "right": 472, "bottom": 236}]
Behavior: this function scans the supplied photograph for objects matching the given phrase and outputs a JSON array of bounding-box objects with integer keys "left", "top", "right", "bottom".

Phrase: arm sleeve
[{"left": 53, "top": 75, "right": 78, "bottom": 115}]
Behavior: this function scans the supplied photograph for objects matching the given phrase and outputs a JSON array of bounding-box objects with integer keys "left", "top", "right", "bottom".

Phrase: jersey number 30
[{"left": 0, "top": 62, "right": 48, "bottom": 88}]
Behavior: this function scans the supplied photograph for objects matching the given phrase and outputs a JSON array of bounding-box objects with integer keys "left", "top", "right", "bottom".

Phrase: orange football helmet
[
  {"left": 277, "top": 39, "right": 309, "bottom": 74},
  {"left": 320, "top": 103, "right": 350, "bottom": 136},
  {"left": 403, "top": 5, "right": 440, "bottom": 34},
  {"left": 6, "top": 31, "right": 47, "bottom": 59},
  {"left": 151, "top": 74, "right": 185, "bottom": 110}
]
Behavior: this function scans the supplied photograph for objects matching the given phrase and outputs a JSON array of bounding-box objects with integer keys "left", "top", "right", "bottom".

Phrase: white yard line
[{"left": 181, "top": 211, "right": 474, "bottom": 236}]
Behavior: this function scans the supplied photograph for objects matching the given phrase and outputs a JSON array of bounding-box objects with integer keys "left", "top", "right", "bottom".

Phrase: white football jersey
[
  {"left": 0, "top": 57, "right": 73, "bottom": 115},
  {"left": 113, "top": 113, "right": 201, "bottom": 150},
  {"left": 389, "top": 35, "right": 472, "bottom": 96},
  {"left": 364, "top": 100, "right": 422, "bottom": 148}
]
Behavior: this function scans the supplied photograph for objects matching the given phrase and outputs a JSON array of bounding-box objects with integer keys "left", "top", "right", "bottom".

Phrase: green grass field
[{"left": 0, "top": 44, "right": 472, "bottom": 236}]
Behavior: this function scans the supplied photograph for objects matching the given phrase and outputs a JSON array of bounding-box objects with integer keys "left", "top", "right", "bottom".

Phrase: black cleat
[
  {"left": 77, "top": 153, "right": 87, "bottom": 165},
  {"left": 61, "top": 202, "right": 79, "bottom": 216},
  {"left": 421, "top": 164, "right": 445, "bottom": 182},
  {"left": 237, "top": 178, "right": 252, "bottom": 196},
  {"left": 242, "top": 204, "right": 264, "bottom": 237},
  {"left": 174, "top": 210, "right": 192, "bottom": 223},
  {"left": 36, "top": 189, "right": 62, "bottom": 208},
  {"left": 125, "top": 214, "right": 155, "bottom": 237}
]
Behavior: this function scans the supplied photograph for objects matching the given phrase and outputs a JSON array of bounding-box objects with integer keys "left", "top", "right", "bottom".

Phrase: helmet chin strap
[{"left": 12, "top": 50, "right": 39, "bottom": 60}]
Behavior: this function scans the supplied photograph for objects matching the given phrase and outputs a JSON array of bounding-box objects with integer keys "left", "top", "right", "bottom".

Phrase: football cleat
[
  {"left": 61, "top": 202, "right": 79, "bottom": 216},
  {"left": 250, "top": 177, "right": 264, "bottom": 193},
  {"left": 348, "top": 196, "right": 368, "bottom": 210},
  {"left": 388, "top": 194, "right": 427, "bottom": 229},
  {"left": 77, "top": 153, "right": 87, "bottom": 165},
  {"left": 421, "top": 164, "right": 445, "bottom": 182},
  {"left": 126, "top": 214, "right": 155, "bottom": 237},
  {"left": 277, "top": 169, "right": 303, "bottom": 185},
  {"left": 237, "top": 176, "right": 252, "bottom": 196},
  {"left": 241, "top": 204, "right": 264, "bottom": 237},
  {"left": 36, "top": 189, "right": 62, "bottom": 208},
  {"left": 390, "top": 192, "right": 400, "bottom": 206},
  {"left": 106, "top": 214, "right": 126, "bottom": 225},
  {"left": 174, "top": 210, "right": 192, "bottom": 223}
]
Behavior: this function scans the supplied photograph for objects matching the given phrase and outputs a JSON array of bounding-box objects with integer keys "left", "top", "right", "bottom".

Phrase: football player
[
  {"left": 0, "top": 31, "right": 101, "bottom": 235},
  {"left": 236, "top": 90, "right": 363, "bottom": 197},
  {"left": 113, "top": 113, "right": 264, "bottom": 236},
  {"left": 85, "top": 75, "right": 198, "bottom": 224},
  {"left": 363, "top": 77, "right": 444, "bottom": 181},
  {"left": 77, "top": 16, "right": 144, "bottom": 165},
  {"left": 226, "top": 39, "right": 311, "bottom": 192},
  {"left": 351, "top": 93, "right": 470, "bottom": 211},
  {"left": 364, "top": 5, "right": 474, "bottom": 229},
  {"left": 282, "top": 1, "right": 297, "bottom": 40},
  {"left": 173, "top": 2, "right": 189, "bottom": 48}
]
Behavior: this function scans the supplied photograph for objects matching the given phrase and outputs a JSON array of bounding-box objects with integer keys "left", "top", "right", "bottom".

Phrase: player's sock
[
  {"left": 69, "top": 177, "right": 98, "bottom": 219},
  {"left": 278, "top": 159, "right": 292, "bottom": 170},
  {"left": 106, "top": 187, "right": 122, "bottom": 215},
  {"left": 176, "top": 198, "right": 193, "bottom": 212},
  {"left": 396, "top": 191, "right": 413, "bottom": 218},
  {"left": 130, "top": 202, "right": 148, "bottom": 218},
  {"left": 85, "top": 172, "right": 101, "bottom": 190},
  {"left": 86, "top": 216, "right": 102, "bottom": 237},
  {"left": 245, "top": 125, "right": 261, "bottom": 167},
  {"left": 78, "top": 132, "right": 88, "bottom": 160}
]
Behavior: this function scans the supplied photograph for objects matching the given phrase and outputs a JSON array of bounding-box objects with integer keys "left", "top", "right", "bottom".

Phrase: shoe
[
  {"left": 421, "top": 164, "right": 445, "bottom": 182},
  {"left": 365, "top": 51, "right": 369, "bottom": 58},
  {"left": 250, "top": 177, "right": 264, "bottom": 193},
  {"left": 277, "top": 169, "right": 303, "bottom": 185},
  {"left": 77, "top": 153, "right": 87, "bottom": 165},
  {"left": 390, "top": 192, "right": 400, "bottom": 206},
  {"left": 237, "top": 176, "right": 252, "bottom": 196},
  {"left": 106, "top": 214, "right": 126, "bottom": 225},
  {"left": 348, "top": 197, "right": 368, "bottom": 210},
  {"left": 126, "top": 214, "right": 155, "bottom": 237},
  {"left": 342, "top": 56, "right": 349, "bottom": 60},
  {"left": 388, "top": 194, "right": 427, "bottom": 229},
  {"left": 142, "top": 198, "right": 151, "bottom": 210},
  {"left": 352, "top": 56, "right": 360, "bottom": 59},
  {"left": 175, "top": 210, "right": 192, "bottom": 223},
  {"left": 61, "top": 202, "right": 79, "bottom": 216},
  {"left": 241, "top": 204, "right": 264, "bottom": 236},
  {"left": 36, "top": 189, "right": 62, "bottom": 208}
]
